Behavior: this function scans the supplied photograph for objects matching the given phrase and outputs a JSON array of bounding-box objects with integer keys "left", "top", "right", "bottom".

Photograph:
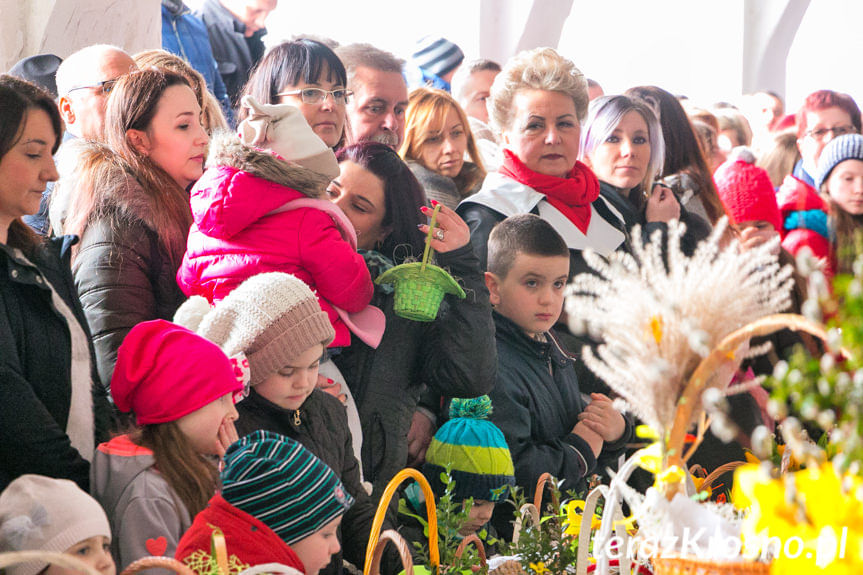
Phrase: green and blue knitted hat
[
  {"left": 423, "top": 396, "right": 515, "bottom": 503},
  {"left": 221, "top": 430, "right": 354, "bottom": 545}
]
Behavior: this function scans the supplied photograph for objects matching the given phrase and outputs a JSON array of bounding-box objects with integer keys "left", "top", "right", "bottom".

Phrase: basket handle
[
  {"left": 454, "top": 533, "right": 487, "bottom": 572},
  {"left": 363, "top": 468, "right": 439, "bottom": 575},
  {"left": 121, "top": 556, "right": 198, "bottom": 575},
  {"left": 421, "top": 203, "right": 442, "bottom": 271},
  {"left": 367, "top": 530, "right": 414, "bottom": 575},
  {"left": 697, "top": 460, "right": 746, "bottom": 493},
  {"left": 511, "top": 502, "right": 540, "bottom": 545},
  {"left": 575, "top": 485, "right": 607, "bottom": 575},
  {"left": 532, "top": 472, "right": 554, "bottom": 511},
  {"left": 0, "top": 551, "right": 101, "bottom": 575}
]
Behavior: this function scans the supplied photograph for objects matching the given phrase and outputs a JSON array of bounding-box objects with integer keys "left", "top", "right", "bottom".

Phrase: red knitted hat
[
  {"left": 714, "top": 150, "right": 782, "bottom": 232},
  {"left": 111, "top": 320, "right": 243, "bottom": 425}
]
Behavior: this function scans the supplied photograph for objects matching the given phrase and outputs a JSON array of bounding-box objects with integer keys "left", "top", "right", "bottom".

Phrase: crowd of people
[{"left": 2, "top": 1, "right": 862, "bottom": 574}]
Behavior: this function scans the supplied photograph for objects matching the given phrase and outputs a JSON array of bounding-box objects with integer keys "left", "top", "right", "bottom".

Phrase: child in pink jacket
[{"left": 177, "top": 97, "right": 379, "bottom": 349}]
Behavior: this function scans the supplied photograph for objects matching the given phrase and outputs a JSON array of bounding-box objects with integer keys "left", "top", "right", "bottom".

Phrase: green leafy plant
[
  {"left": 398, "top": 465, "right": 488, "bottom": 575},
  {"left": 763, "top": 259, "right": 863, "bottom": 475},
  {"left": 494, "top": 478, "right": 590, "bottom": 575}
]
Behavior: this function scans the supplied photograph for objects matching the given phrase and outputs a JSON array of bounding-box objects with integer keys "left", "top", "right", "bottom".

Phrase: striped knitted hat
[
  {"left": 411, "top": 36, "right": 464, "bottom": 78},
  {"left": 816, "top": 133, "right": 863, "bottom": 191},
  {"left": 221, "top": 430, "right": 354, "bottom": 545},
  {"left": 423, "top": 396, "right": 515, "bottom": 503}
]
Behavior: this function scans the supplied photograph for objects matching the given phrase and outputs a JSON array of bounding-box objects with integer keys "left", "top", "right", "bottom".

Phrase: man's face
[
  {"left": 347, "top": 66, "right": 409, "bottom": 150},
  {"left": 223, "top": 0, "right": 277, "bottom": 37},
  {"left": 458, "top": 69, "right": 498, "bottom": 124},
  {"left": 798, "top": 106, "right": 857, "bottom": 176},
  {"left": 60, "top": 50, "right": 137, "bottom": 140}
]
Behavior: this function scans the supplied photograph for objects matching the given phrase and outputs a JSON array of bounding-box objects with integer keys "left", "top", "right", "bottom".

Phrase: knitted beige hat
[
  {"left": 179, "top": 273, "right": 335, "bottom": 386},
  {"left": 238, "top": 95, "right": 340, "bottom": 180},
  {"left": 0, "top": 475, "right": 112, "bottom": 575}
]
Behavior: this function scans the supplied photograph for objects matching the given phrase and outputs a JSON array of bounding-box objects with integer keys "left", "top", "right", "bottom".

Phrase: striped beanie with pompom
[
  {"left": 221, "top": 430, "right": 353, "bottom": 545},
  {"left": 423, "top": 396, "right": 515, "bottom": 503}
]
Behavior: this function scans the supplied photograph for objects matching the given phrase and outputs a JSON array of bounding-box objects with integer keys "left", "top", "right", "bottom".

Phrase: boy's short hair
[{"left": 487, "top": 214, "right": 569, "bottom": 278}]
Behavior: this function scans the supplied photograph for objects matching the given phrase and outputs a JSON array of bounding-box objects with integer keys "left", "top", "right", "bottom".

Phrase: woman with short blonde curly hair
[
  {"left": 400, "top": 87, "right": 485, "bottom": 209},
  {"left": 488, "top": 47, "right": 589, "bottom": 135},
  {"left": 457, "top": 47, "right": 629, "bottom": 277}
]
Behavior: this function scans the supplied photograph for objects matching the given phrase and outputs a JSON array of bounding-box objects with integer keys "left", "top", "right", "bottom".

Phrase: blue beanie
[
  {"left": 423, "top": 396, "right": 515, "bottom": 503},
  {"left": 816, "top": 133, "right": 863, "bottom": 190},
  {"left": 221, "top": 430, "right": 354, "bottom": 545},
  {"left": 411, "top": 36, "right": 464, "bottom": 78}
]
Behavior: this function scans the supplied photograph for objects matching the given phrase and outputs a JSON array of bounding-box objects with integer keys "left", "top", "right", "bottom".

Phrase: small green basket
[{"left": 375, "top": 204, "right": 465, "bottom": 322}]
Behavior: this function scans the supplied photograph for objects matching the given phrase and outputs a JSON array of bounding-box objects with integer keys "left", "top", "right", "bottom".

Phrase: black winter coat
[
  {"left": 195, "top": 0, "right": 266, "bottom": 105},
  {"left": 0, "top": 236, "right": 110, "bottom": 492},
  {"left": 71, "top": 162, "right": 188, "bottom": 389},
  {"left": 333, "top": 245, "right": 497, "bottom": 498},
  {"left": 235, "top": 388, "right": 397, "bottom": 575},
  {"left": 488, "top": 313, "right": 632, "bottom": 500},
  {"left": 598, "top": 180, "right": 711, "bottom": 257}
]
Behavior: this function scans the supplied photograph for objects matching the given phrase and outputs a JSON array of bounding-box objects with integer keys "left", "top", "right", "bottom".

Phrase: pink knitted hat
[
  {"left": 111, "top": 320, "right": 243, "bottom": 424},
  {"left": 714, "top": 149, "right": 782, "bottom": 232}
]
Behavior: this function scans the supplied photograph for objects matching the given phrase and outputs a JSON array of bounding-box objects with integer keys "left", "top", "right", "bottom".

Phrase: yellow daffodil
[
  {"left": 734, "top": 463, "right": 863, "bottom": 572},
  {"left": 528, "top": 561, "right": 548, "bottom": 574},
  {"left": 633, "top": 442, "right": 663, "bottom": 475},
  {"left": 563, "top": 500, "right": 601, "bottom": 537},
  {"left": 635, "top": 425, "right": 660, "bottom": 440},
  {"left": 656, "top": 465, "right": 685, "bottom": 487}
]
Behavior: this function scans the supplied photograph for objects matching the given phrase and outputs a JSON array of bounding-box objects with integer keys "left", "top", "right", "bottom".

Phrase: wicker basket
[
  {"left": 367, "top": 530, "right": 414, "bottom": 575},
  {"left": 652, "top": 555, "right": 769, "bottom": 575},
  {"left": 0, "top": 551, "right": 102, "bottom": 575},
  {"left": 121, "top": 556, "right": 198, "bottom": 575},
  {"left": 375, "top": 204, "right": 465, "bottom": 322}
]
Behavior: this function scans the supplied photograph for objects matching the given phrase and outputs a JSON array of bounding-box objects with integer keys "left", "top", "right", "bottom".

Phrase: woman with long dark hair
[
  {"left": 0, "top": 75, "right": 109, "bottom": 492},
  {"left": 329, "top": 142, "right": 496, "bottom": 496},
  {"left": 625, "top": 85, "right": 727, "bottom": 226}
]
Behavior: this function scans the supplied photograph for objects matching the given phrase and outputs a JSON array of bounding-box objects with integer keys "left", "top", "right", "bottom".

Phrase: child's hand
[
  {"left": 217, "top": 417, "right": 239, "bottom": 458},
  {"left": 578, "top": 393, "right": 626, "bottom": 443},
  {"left": 572, "top": 421, "right": 603, "bottom": 457},
  {"left": 419, "top": 201, "right": 470, "bottom": 253}
]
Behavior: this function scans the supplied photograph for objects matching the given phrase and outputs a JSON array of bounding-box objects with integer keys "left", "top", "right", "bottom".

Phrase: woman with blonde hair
[
  {"left": 61, "top": 68, "right": 208, "bottom": 386},
  {"left": 400, "top": 87, "right": 486, "bottom": 209},
  {"left": 133, "top": 49, "right": 228, "bottom": 133},
  {"left": 457, "top": 47, "right": 629, "bottom": 277}
]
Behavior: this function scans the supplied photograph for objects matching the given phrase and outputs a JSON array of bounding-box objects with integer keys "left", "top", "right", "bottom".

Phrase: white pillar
[
  {"left": 1, "top": 0, "right": 161, "bottom": 73},
  {"left": 742, "top": 0, "right": 810, "bottom": 98}
]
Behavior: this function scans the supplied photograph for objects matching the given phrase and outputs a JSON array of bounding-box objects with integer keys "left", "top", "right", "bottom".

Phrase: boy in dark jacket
[{"left": 484, "top": 214, "right": 633, "bottom": 504}]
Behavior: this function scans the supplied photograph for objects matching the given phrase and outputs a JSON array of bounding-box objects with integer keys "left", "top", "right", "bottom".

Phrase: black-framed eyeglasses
[
  {"left": 806, "top": 125, "right": 857, "bottom": 140},
  {"left": 277, "top": 87, "right": 353, "bottom": 105},
  {"left": 66, "top": 78, "right": 118, "bottom": 96}
]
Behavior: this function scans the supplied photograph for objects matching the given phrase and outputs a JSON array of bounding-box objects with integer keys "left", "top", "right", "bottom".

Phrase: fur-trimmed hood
[
  {"left": 205, "top": 131, "right": 331, "bottom": 199},
  {"left": 50, "top": 138, "right": 189, "bottom": 257},
  {"left": 189, "top": 132, "right": 337, "bottom": 241}
]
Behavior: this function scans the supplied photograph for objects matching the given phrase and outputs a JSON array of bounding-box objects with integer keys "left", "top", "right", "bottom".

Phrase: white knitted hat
[
  {"left": 0, "top": 475, "right": 112, "bottom": 575},
  {"left": 178, "top": 273, "right": 336, "bottom": 386},
  {"left": 238, "top": 95, "right": 340, "bottom": 180}
]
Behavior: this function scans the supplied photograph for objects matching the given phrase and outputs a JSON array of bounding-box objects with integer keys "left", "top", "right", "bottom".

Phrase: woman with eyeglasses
[
  {"left": 240, "top": 38, "right": 350, "bottom": 150},
  {"left": 0, "top": 75, "right": 110, "bottom": 492}
]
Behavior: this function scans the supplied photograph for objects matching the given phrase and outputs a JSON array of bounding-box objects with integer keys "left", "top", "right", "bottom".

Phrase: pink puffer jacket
[{"left": 177, "top": 133, "right": 373, "bottom": 347}]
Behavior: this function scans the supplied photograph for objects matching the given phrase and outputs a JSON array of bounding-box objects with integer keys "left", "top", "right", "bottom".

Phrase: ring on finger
[{"left": 434, "top": 228, "right": 445, "bottom": 241}]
